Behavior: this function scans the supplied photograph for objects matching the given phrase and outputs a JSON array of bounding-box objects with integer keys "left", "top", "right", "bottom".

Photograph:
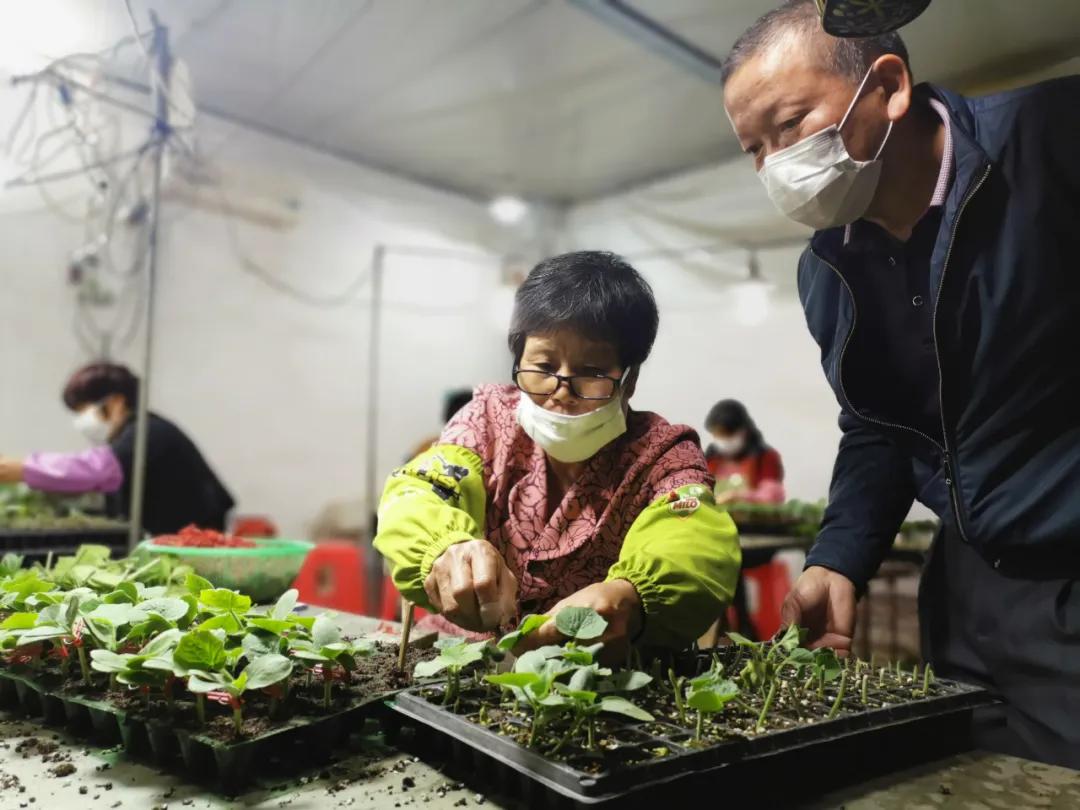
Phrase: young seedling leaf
[
  {"left": 241, "top": 632, "right": 274, "bottom": 659},
  {"left": 199, "top": 589, "right": 252, "bottom": 614},
  {"left": 496, "top": 613, "right": 551, "bottom": 651},
  {"left": 242, "top": 653, "right": 293, "bottom": 690},
  {"left": 185, "top": 573, "right": 213, "bottom": 597},
  {"left": 271, "top": 589, "right": 299, "bottom": 621},
  {"left": 485, "top": 672, "right": 542, "bottom": 688},
  {"left": 0, "top": 613, "right": 38, "bottom": 630},
  {"left": 311, "top": 615, "right": 342, "bottom": 648},
  {"left": 198, "top": 613, "right": 243, "bottom": 634},
  {"left": 138, "top": 597, "right": 190, "bottom": 622},
  {"left": 554, "top": 607, "right": 608, "bottom": 640},
  {"left": 138, "top": 628, "right": 184, "bottom": 658},
  {"left": 726, "top": 631, "right": 757, "bottom": 648},
  {"left": 174, "top": 629, "right": 227, "bottom": 672},
  {"left": 687, "top": 680, "right": 740, "bottom": 713},
  {"left": 599, "top": 696, "right": 653, "bottom": 722},
  {"left": 597, "top": 670, "right": 653, "bottom": 692},
  {"left": 247, "top": 617, "right": 294, "bottom": 635},
  {"left": 413, "top": 658, "right": 447, "bottom": 678}
]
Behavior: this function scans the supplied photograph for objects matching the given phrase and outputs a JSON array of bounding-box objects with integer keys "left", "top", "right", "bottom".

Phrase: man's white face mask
[{"left": 757, "top": 66, "right": 893, "bottom": 230}]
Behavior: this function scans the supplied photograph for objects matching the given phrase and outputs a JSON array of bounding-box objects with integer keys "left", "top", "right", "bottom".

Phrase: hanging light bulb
[{"left": 488, "top": 195, "right": 528, "bottom": 225}]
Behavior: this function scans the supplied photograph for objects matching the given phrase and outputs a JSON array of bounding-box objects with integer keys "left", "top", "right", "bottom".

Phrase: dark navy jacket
[{"left": 798, "top": 77, "right": 1080, "bottom": 587}]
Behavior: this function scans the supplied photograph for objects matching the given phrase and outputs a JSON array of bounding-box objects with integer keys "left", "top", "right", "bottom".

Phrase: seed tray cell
[
  {"left": 390, "top": 676, "right": 995, "bottom": 808},
  {"left": 0, "top": 668, "right": 388, "bottom": 792},
  {"left": 0, "top": 526, "right": 130, "bottom": 564}
]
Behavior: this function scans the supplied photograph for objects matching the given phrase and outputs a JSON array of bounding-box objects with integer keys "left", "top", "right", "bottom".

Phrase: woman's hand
[
  {"left": 0, "top": 457, "right": 24, "bottom": 484},
  {"left": 517, "top": 579, "right": 643, "bottom": 663},
  {"left": 424, "top": 539, "right": 517, "bottom": 632}
]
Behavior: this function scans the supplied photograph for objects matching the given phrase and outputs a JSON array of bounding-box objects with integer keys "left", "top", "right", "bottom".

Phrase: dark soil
[{"left": 416, "top": 654, "right": 961, "bottom": 778}]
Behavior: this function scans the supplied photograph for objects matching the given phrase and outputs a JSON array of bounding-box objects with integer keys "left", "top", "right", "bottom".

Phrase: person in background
[
  {"left": 0, "top": 363, "right": 234, "bottom": 535},
  {"left": 722, "top": 0, "right": 1080, "bottom": 766},
  {"left": 705, "top": 399, "right": 786, "bottom": 505},
  {"left": 405, "top": 389, "right": 474, "bottom": 462},
  {"left": 375, "top": 251, "right": 740, "bottom": 656}
]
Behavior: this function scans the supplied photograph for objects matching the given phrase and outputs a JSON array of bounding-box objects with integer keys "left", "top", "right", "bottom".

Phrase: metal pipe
[
  {"left": 365, "top": 244, "right": 386, "bottom": 545},
  {"left": 127, "top": 13, "right": 170, "bottom": 549}
]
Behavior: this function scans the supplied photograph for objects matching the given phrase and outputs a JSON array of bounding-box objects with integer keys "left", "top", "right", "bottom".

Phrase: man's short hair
[{"left": 721, "top": 0, "right": 911, "bottom": 85}]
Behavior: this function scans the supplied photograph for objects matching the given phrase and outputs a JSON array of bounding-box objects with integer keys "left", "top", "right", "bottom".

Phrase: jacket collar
[{"left": 809, "top": 83, "right": 992, "bottom": 267}]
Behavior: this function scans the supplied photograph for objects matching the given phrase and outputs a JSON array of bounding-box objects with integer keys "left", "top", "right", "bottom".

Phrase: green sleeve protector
[
  {"left": 607, "top": 484, "right": 741, "bottom": 647},
  {"left": 373, "top": 445, "right": 488, "bottom": 609}
]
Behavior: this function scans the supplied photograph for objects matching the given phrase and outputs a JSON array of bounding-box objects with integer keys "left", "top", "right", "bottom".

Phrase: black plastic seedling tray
[
  {"left": 0, "top": 526, "right": 130, "bottom": 564},
  {"left": 391, "top": 676, "right": 995, "bottom": 808},
  {"left": 0, "top": 667, "right": 390, "bottom": 792}
]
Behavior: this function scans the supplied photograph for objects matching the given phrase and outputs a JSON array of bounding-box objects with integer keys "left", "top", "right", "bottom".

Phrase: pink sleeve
[
  {"left": 22, "top": 447, "right": 124, "bottom": 494},
  {"left": 742, "top": 479, "right": 787, "bottom": 505}
]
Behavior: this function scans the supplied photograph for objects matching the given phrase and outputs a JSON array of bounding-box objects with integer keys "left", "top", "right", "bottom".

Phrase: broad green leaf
[
  {"left": 687, "top": 680, "right": 739, "bottom": 713},
  {"left": 726, "top": 631, "right": 758, "bottom": 648},
  {"left": 15, "top": 625, "right": 68, "bottom": 644},
  {"left": 291, "top": 648, "right": 331, "bottom": 663},
  {"left": 83, "top": 617, "right": 118, "bottom": 649},
  {"left": 413, "top": 658, "right": 447, "bottom": 678},
  {"left": 232, "top": 671, "right": 248, "bottom": 692},
  {"left": 90, "top": 650, "right": 131, "bottom": 674},
  {"left": 87, "top": 603, "right": 141, "bottom": 627},
  {"left": 560, "top": 647, "right": 595, "bottom": 666},
  {"left": 247, "top": 617, "right": 293, "bottom": 635},
  {"left": 439, "top": 641, "right": 485, "bottom": 668},
  {"left": 496, "top": 613, "right": 551, "bottom": 651},
  {"left": 433, "top": 637, "right": 466, "bottom": 651},
  {"left": 117, "top": 669, "right": 161, "bottom": 688},
  {"left": 138, "top": 598, "right": 190, "bottom": 622},
  {"left": 174, "top": 630, "right": 227, "bottom": 672},
  {"left": 187, "top": 671, "right": 227, "bottom": 693},
  {"left": 1, "top": 613, "right": 38, "bottom": 630},
  {"left": 243, "top": 654, "right": 293, "bottom": 690},
  {"left": 568, "top": 665, "right": 598, "bottom": 693},
  {"left": 813, "top": 648, "right": 843, "bottom": 682},
  {"left": 485, "top": 672, "right": 541, "bottom": 688},
  {"left": 138, "top": 628, "right": 184, "bottom": 658},
  {"left": 554, "top": 684, "right": 598, "bottom": 703},
  {"left": 775, "top": 623, "right": 802, "bottom": 653},
  {"left": 597, "top": 670, "right": 653, "bottom": 693},
  {"left": 786, "top": 647, "right": 815, "bottom": 667},
  {"left": 126, "top": 614, "right": 174, "bottom": 643},
  {"left": 554, "top": 607, "right": 608, "bottom": 641},
  {"left": 185, "top": 574, "right": 213, "bottom": 597},
  {"left": 538, "top": 694, "right": 572, "bottom": 709},
  {"left": 271, "top": 589, "right": 299, "bottom": 621},
  {"left": 102, "top": 583, "right": 139, "bottom": 604},
  {"left": 242, "top": 632, "right": 274, "bottom": 659},
  {"left": 198, "top": 588, "right": 252, "bottom": 614},
  {"left": 515, "top": 649, "right": 554, "bottom": 676},
  {"left": 599, "top": 696, "right": 653, "bottom": 722},
  {"left": 198, "top": 613, "right": 242, "bottom": 634},
  {"left": 311, "top": 615, "right": 341, "bottom": 648}
]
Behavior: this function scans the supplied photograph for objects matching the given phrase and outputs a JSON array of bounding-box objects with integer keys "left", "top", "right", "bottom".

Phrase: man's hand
[
  {"left": 781, "top": 566, "right": 857, "bottom": 655},
  {"left": 0, "top": 457, "right": 24, "bottom": 484},
  {"left": 424, "top": 540, "right": 517, "bottom": 632},
  {"left": 517, "top": 580, "right": 643, "bottom": 663}
]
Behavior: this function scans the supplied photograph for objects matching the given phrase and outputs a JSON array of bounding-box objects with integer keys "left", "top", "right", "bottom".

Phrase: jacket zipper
[
  {"left": 809, "top": 163, "right": 990, "bottom": 544},
  {"left": 932, "top": 163, "right": 992, "bottom": 544}
]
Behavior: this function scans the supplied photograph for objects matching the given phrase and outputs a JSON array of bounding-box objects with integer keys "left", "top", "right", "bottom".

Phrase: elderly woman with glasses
[{"left": 374, "top": 251, "right": 740, "bottom": 654}]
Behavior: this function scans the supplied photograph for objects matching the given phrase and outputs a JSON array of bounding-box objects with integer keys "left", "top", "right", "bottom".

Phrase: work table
[{"left": 3, "top": 712, "right": 1078, "bottom": 810}]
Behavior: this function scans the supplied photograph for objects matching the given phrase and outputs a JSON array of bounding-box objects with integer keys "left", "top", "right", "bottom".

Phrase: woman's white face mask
[
  {"left": 757, "top": 66, "right": 893, "bottom": 230},
  {"left": 72, "top": 404, "right": 112, "bottom": 445},
  {"left": 516, "top": 371, "right": 631, "bottom": 463}
]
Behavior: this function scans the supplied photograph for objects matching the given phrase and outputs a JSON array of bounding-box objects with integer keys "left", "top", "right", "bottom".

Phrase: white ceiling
[{"left": 17, "top": 0, "right": 1080, "bottom": 203}]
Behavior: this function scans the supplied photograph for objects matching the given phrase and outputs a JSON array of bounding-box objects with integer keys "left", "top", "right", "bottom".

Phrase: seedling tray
[
  {"left": 391, "top": 675, "right": 994, "bottom": 807},
  {"left": 0, "top": 526, "right": 130, "bottom": 564},
  {"left": 0, "top": 666, "right": 395, "bottom": 792}
]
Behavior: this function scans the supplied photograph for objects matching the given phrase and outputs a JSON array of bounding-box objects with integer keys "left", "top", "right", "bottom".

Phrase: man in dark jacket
[{"left": 722, "top": 0, "right": 1080, "bottom": 767}]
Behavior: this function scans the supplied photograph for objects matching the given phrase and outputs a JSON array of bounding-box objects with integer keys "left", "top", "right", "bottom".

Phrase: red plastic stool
[
  {"left": 742, "top": 561, "right": 791, "bottom": 639},
  {"left": 291, "top": 541, "right": 367, "bottom": 614}
]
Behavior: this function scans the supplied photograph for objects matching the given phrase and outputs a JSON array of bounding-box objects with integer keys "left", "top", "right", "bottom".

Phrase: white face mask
[
  {"left": 758, "top": 67, "right": 893, "bottom": 230},
  {"left": 73, "top": 405, "right": 112, "bottom": 445},
  {"left": 516, "top": 379, "right": 630, "bottom": 464},
  {"left": 712, "top": 435, "right": 746, "bottom": 457}
]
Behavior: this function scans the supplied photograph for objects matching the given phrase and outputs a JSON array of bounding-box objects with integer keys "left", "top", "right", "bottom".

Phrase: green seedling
[
  {"left": 290, "top": 615, "right": 373, "bottom": 708},
  {"left": 495, "top": 613, "right": 551, "bottom": 652},
  {"left": 413, "top": 637, "right": 488, "bottom": 710},
  {"left": 685, "top": 665, "right": 739, "bottom": 743},
  {"left": 547, "top": 685, "right": 653, "bottom": 753},
  {"left": 828, "top": 669, "right": 848, "bottom": 720},
  {"left": 187, "top": 653, "right": 293, "bottom": 734}
]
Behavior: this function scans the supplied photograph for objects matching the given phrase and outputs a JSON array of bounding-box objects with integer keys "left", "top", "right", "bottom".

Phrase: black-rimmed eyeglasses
[{"left": 512, "top": 367, "right": 626, "bottom": 401}]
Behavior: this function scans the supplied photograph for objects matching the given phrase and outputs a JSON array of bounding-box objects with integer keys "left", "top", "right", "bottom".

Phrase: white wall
[
  {"left": 563, "top": 158, "right": 842, "bottom": 504},
  {"left": 0, "top": 86, "right": 530, "bottom": 539}
]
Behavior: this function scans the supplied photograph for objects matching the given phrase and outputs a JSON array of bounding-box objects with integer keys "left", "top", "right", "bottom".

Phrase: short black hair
[
  {"left": 507, "top": 251, "right": 659, "bottom": 368},
  {"left": 443, "top": 389, "right": 474, "bottom": 424},
  {"left": 63, "top": 363, "right": 139, "bottom": 410},
  {"left": 721, "top": 0, "right": 910, "bottom": 86}
]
